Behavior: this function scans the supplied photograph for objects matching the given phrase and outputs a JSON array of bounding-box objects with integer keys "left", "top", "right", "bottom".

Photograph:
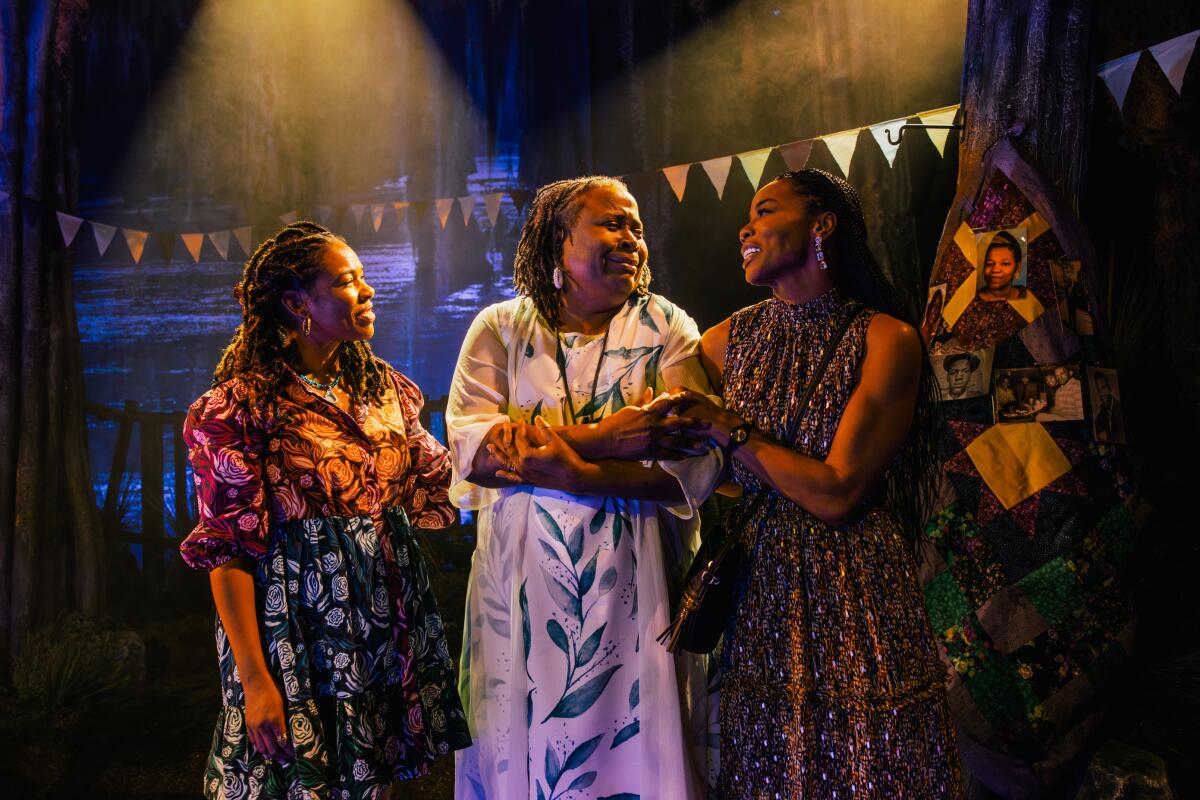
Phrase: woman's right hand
[
  {"left": 243, "top": 675, "right": 293, "bottom": 762},
  {"left": 597, "top": 390, "right": 712, "bottom": 460}
]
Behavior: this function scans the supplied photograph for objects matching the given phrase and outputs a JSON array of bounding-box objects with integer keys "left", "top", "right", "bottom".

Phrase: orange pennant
[
  {"left": 435, "top": 198, "right": 454, "bottom": 228},
  {"left": 181, "top": 233, "right": 205, "bottom": 263},
  {"left": 484, "top": 193, "right": 503, "bottom": 227},
  {"left": 123, "top": 228, "right": 149, "bottom": 264},
  {"left": 459, "top": 196, "right": 477, "bottom": 226},
  {"left": 371, "top": 204, "right": 385, "bottom": 232}
]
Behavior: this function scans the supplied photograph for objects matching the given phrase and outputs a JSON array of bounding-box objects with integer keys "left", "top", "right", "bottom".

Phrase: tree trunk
[{"left": 0, "top": 0, "right": 103, "bottom": 669}]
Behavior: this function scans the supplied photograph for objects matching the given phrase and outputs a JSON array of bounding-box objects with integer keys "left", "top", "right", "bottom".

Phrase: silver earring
[
  {"left": 552, "top": 266, "right": 564, "bottom": 290},
  {"left": 814, "top": 235, "right": 827, "bottom": 270}
]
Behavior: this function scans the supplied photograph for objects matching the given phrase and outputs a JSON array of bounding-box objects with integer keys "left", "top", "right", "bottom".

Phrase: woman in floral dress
[
  {"left": 447, "top": 177, "right": 721, "bottom": 799},
  {"left": 180, "top": 221, "right": 469, "bottom": 799}
]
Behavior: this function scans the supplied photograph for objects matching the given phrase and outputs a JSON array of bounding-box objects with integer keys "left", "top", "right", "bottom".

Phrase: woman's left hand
[{"left": 493, "top": 417, "right": 585, "bottom": 491}]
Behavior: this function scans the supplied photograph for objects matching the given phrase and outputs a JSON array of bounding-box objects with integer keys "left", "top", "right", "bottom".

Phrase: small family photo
[
  {"left": 1050, "top": 259, "right": 1095, "bottom": 335},
  {"left": 993, "top": 364, "right": 1085, "bottom": 423},
  {"left": 975, "top": 227, "right": 1029, "bottom": 302},
  {"left": 921, "top": 283, "right": 948, "bottom": 345},
  {"left": 932, "top": 348, "right": 994, "bottom": 402},
  {"left": 1087, "top": 366, "right": 1125, "bottom": 444}
]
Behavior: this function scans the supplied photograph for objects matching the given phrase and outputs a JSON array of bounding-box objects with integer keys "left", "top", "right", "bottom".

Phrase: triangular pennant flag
[
  {"left": 1148, "top": 29, "right": 1200, "bottom": 95},
  {"left": 508, "top": 190, "right": 531, "bottom": 213},
  {"left": 777, "top": 139, "right": 813, "bottom": 171},
  {"left": 435, "top": 198, "right": 454, "bottom": 228},
  {"left": 371, "top": 204, "right": 385, "bottom": 232},
  {"left": 181, "top": 233, "right": 205, "bottom": 263},
  {"left": 91, "top": 222, "right": 117, "bottom": 256},
  {"left": 662, "top": 164, "right": 691, "bottom": 202},
  {"left": 822, "top": 129, "right": 860, "bottom": 177},
  {"left": 1098, "top": 51, "right": 1142, "bottom": 111},
  {"left": 152, "top": 231, "right": 176, "bottom": 262},
  {"left": 122, "top": 228, "right": 148, "bottom": 264},
  {"left": 736, "top": 148, "right": 773, "bottom": 189},
  {"left": 459, "top": 195, "right": 477, "bottom": 226},
  {"left": 484, "top": 192, "right": 503, "bottom": 227},
  {"left": 699, "top": 157, "right": 734, "bottom": 200},
  {"left": 56, "top": 211, "right": 83, "bottom": 246},
  {"left": 349, "top": 204, "right": 366, "bottom": 227},
  {"left": 233, "top": 226, "right": 253, "bottom": 257},
  {"left": 208, "top": 229, "right": 231, "bottom": 261},
  {"left": 393, "top": 202, "right": 409, "bottom": 227},
  {"left": 279, "top": 210, "right": 299, "bottom": 225},
  {"left": 315, "top": 205, "right": 333, "bottom": 225},
  {"left": 918, "top": 106, "right": 960, "bottom": 156},
  {"left": 868, "top": 118, "right": 907, "bottom": 167}
]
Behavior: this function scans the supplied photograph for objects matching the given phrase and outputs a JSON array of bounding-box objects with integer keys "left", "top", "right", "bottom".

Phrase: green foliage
[{"left": 12, "top": 616, "right": 144, "bottom": 712}]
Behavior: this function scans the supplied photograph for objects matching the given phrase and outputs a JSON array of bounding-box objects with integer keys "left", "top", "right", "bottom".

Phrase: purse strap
[{"left": 717, "top": 303, "right": 865, "bottom": 545}]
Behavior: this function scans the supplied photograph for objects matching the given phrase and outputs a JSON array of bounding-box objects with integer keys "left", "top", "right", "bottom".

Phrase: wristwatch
[{"left": 726, "top": 421, "right": 752, "bottom": 451}]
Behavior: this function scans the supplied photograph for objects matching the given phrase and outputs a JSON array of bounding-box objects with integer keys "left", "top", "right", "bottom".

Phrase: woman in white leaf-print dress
[{"left": 447, "top": 177, "right": 722, "bottom": 799}]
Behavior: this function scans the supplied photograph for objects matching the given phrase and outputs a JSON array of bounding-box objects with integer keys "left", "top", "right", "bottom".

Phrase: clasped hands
[{"left": 486, "top": 388, "right": 722, "bottom": 488}]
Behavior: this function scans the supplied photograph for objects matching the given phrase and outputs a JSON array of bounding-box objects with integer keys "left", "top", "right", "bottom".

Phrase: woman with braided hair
[
  {"left": 674, "top": 170, "right": 962, "bottom": 797},
  {"left": 446, "top": 176, "right": 721, "bottom": 798},
  {"left": 180, "top": 221, "right": 469, "bottom": 798}
]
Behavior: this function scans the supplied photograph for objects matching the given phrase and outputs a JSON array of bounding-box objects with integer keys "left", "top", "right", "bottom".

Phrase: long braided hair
[
  {"left": 512, "top": 175, "right": 651, "bottom": 329},
  {"left": 775, "top": 168, "right": 942, "bottom": 550},
  {"left": 213, "top": 221, "right": 389, "bottom": 408}
]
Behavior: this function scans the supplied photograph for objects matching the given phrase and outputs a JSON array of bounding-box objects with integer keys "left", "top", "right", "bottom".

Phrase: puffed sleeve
[
  {"left": 445, "top": 304, "right": 512, "bottom": 511},
  {"left": 650, "top": 296, "right": 724, "bottom": 520},
  {"left": 391, "top": 369, "right": 457, "bottom": 530},
  {"left": 179, "top": 379, "right": 272, "bottom": 571}
]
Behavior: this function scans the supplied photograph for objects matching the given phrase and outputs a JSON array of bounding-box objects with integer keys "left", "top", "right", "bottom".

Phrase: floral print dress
[
  {"left": 180, "top": 364, "right": 470, "bottom": 799},
  {"left": 446, "top": 294, "right": 722, "bottom": 800}
]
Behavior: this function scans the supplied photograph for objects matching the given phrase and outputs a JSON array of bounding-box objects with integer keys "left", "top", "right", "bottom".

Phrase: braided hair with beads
[
  {"left": 213, "top": 221, "right": 389, "bottom": 408},
  {"left": 512, "top": 175, "right": 651, "bottom": 329},
  {"left": 774, "top": 168, "right": 942, "bottom": 551}
]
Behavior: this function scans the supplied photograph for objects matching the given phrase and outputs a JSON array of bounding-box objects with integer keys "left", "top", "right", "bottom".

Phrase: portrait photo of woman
[{"left": 975, "top": 229, "right": 1028, "bottom": 302}]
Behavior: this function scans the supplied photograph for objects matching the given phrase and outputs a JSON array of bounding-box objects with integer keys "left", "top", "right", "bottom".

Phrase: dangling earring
[
  {"left": 552, "top": 265, "right": 564, "bottom": 290},
  {"left": 302, "top": 315, "right": 312, "bottom": 336},
  {"left": 814, "top": 234, "right": 827, "bottom": 270}
]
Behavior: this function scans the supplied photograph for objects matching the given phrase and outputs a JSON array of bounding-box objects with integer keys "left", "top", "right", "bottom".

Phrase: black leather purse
[{"left": 657, "top": 306, "right": 863, "bottom": 654}]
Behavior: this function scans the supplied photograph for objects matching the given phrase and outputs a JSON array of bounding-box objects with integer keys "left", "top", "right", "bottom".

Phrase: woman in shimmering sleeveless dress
[{"left": 678, "top": 170, "right": 962, "bottom": 797}]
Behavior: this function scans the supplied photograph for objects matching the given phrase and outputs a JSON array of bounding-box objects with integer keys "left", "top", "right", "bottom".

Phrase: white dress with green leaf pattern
[{"left": 447, "top": 294, "right": 721, "bottom": 800}]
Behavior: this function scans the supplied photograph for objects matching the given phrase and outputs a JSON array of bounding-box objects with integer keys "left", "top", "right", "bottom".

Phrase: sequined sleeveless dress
[{"left": 719, "top": 290, "right": 962, "bottom": 798}]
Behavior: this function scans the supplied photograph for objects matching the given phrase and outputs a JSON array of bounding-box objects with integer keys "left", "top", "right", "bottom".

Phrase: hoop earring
[
  {"left": 552, "top": 266, "right": 564, "bottom": 290},
  {"left": 814, "top": 234, "right": 827, "bottom": 270},
  {"left": 302, "top": 315, "right": 312, "bottom": 336}
]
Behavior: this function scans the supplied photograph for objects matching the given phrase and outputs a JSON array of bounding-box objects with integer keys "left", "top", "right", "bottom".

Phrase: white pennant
[
  {"left": 91, "top": 222, "right": 117, "bottom": 256},
  {"left": 1098, "top": 51, "right": 1141, "bottom": 111},
  {"left": 700, "top": 156, "right": 734, "bottom": 199},
  {"left": 822, "top": 129, "right": 860, "bottom": 178},
  {"left": 459, "top": 195, "right": 477, "bottom": 226},
  {"left": 279, "top": 210, "right": 299, "bottom": 225},
  {"left": 56, "top": 211, "right": 84, "bottom": 246},
  {"left": 315, "top": 205, "right": 333, "bottom": 225},
  {"left": 1149, "top": 29, "right": 1200, "bottom": 95},
  {"left": 869, "top": 119, "right": 906, "bottom": 167},
  {"left": 918, "top": 107, "right": 959, "bottom": 156},
  {"left": 662, "top": 164, "right": 690, "bottom": 202},
  {"left": 736, "top": 148, "right": 773, "bottom": 189},
  {"left": 484, "top": 192, "right": 503, "bottom": 227},
  {"left": 233, "top": 226, "right": 253, "bottom": 256},
  {"left": 350, "top": 205, "right": 366, "bottom": 227},
  {"left": 208, "top": 229, "right": 231, "bottom": 261}
]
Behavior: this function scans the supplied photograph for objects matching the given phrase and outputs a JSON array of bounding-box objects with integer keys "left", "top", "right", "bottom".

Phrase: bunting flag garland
[
  {"left": 233, "top": 226, "right": 253, "bottom": 257},
  {"left": 736, "top": 148, "right": 773, "bottom": 190},
  {"left": 152, "top": 231, "right": 175, "bottom": 262},
  {"left": 459, "top": 195, "right": 477, "bottom": 226},
  {"left": 279, "top": 210, "right": 299, "bottom": 225},
  {"left": 508, "top": 190, "right": 531, "bottom": 214},
  {"left": 315, "top": 205, "right": 333, "bottom": 225},
  {"left": 919, "top": 106, "right": 960, "bottom": 156},
  {"left": 700, "top": 156, "right": 733, "bottom": 199},
  {"left": 822, "top": 128, "right": 860, "bottom": 178},
  {"left": 393, "top": 202, "right": 409, "bottom": 227},
  {"left": 123, "top": 228, "right": 148, "bottom": 264},
  {"left": 662, "top": 164, "right": 690, "bottom": 202},
  {"left": 869, "top": 118, "right": 907, "bottom": 167},
  {"left": 370, "top": 204, "right": 385, "bottom": 232},
  {"left": 1098, "top": 52, "right": 1141, "bottom": 111},
  {"left": 56, "top": 211, "right": 84, "bottom": 246},
  {"left": 349, "top": 204, "right": 366, "bottom": 227},
  {"left": 1148, "top": 29, "right": 1199, "bottom": 95},
  {"left": 435, "top": 198, "right": 454, "bottom": 228},
  {"left": 181, "top": 233, "right": 205, "bottom": 262},
  {"left": 92, "top": 222, "right": 117, "bottom": 256},
  {"left": 777, "top": 139, "right": 814, "bottom": 171},
  {"left": 484, "top": 192, "right": 503, "bottom": 227},
  {"left": 208, "top": 229, "right": 231, "bottom": 261}
]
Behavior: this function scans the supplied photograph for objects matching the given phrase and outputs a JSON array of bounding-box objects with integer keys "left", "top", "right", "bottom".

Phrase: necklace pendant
[{"left": 324, "top": 388, "right": 337, "bottom": 404}]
